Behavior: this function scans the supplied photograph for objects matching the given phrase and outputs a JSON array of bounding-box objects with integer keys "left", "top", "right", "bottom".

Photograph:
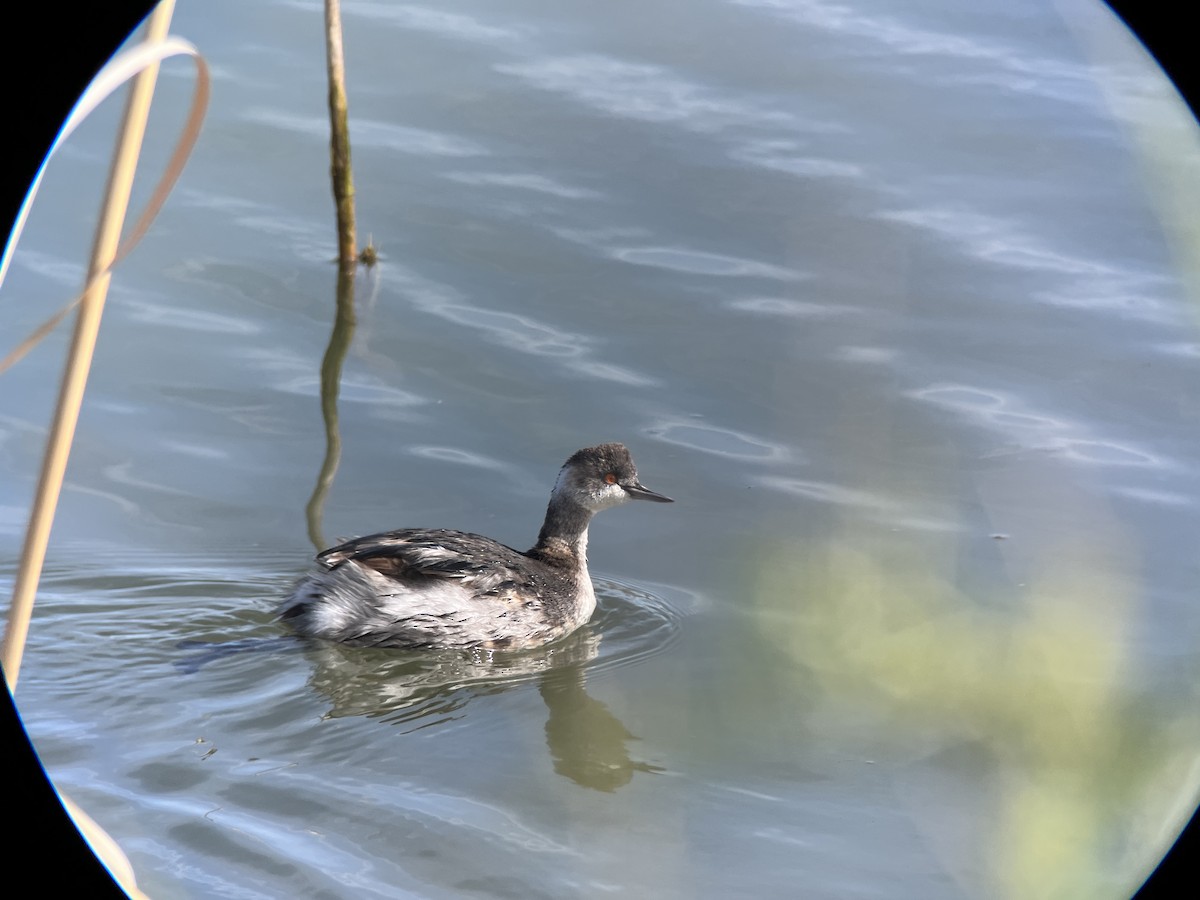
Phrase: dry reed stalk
[
  {"left": 2, "top": 0, "right": 175, "bottom": 686},
  {"left": 0, "top": 4, "right": 214, "bottom": 895},
  {"left": 4, "top": 4, "right": 181, "bottom": 895},
  {"left": 324, "top": 0, "right": 358, "bottom": 266}
]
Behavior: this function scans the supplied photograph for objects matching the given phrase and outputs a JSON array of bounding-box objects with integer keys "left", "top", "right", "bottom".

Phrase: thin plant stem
[
  {"left": 324, "top": 0, "right": 357, "bottom": 265},
  {"left": 2, "top": 1, "right": 177, "bottom": 688}
]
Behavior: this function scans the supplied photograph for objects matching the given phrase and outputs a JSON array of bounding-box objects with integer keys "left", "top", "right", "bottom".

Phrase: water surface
[{"left": 4, "top": 0, "right": 1200, "bottom": 897}]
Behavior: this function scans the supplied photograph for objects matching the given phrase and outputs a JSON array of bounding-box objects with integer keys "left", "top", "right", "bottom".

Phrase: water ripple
[
  {"left": 878, "top": 205, "right": 1173, "bottom": 322},
  {"left": 122, "top": 299, "right": 261, "bottom": 336},
  {"left": 911, "top": 383, "right": 1165, "bottom": 469},
  {"left": 758, "top": 476, "right": 891, "bottom": 509},
  {"left": 274, "top": 374, "right": 427, "bottom": 409},
  {"left": 727, "top": 297, "right": 856, "bottom": 318},
  {"left": 228, "top": 215, "right": 331, "bottom": 260},
  {"left": 1113, "top": 487, "right": 1194, "bottom": 508},
  {"left": 339, "top": 1, "right": 526, "bottom": 44},
  {"left": 1152, "top": 342, "right": 1200, "bottom": 359},
  {"left": 408, "top": 446, "right": 512, "bottom": 471},
  {"left": 443, "top": 171, "right": 601, "bottom": 200},
  {"left": 248, "top": 108, "right": 487, "bottom": 158},
  {"left": 585, "top": 577, "right": 686, "bottom": 676},
  {"left": 387, "top": 265, "right": 656, "bottom": 385},
  {"left": 496, "top": 54, "right": 795, "bottom": 134},
  {"left": 758, "top": 476, "right": 958, "bottom": 532},
  {"left": 730, "top": 0, "right": 1098, "bottom": 106},
  {"left": 832, "top": 345, "right": 898, "bottom": 365},
  {"left": 567, "top": 360, "right": 659, "bottom": 387},
  {"left": 729, "top": 138, "right": 864, "bottom": 180},
  {"left": 10, "top": 248, "right": 85, "bottom": 287},
  {"left": 614, "top": 247, "right": 804, "bottom": 281},
  {"left": 646, "top": 421, "right": 790, "bottom": 462}
]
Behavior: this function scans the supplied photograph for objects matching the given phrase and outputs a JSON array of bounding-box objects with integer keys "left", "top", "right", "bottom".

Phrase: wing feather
[{"left": 316, "top": 528, "right": 539, "bottom": 595}]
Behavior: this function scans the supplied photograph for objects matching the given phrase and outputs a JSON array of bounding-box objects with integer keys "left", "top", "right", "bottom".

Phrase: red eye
[{"left": 604, "top": 473, "right": 617, "bottom": 485}]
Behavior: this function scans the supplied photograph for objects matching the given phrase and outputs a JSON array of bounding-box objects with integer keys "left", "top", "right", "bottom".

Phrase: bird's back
[{"left": 280, "top": 528, "right": 590, "bottom": 649}]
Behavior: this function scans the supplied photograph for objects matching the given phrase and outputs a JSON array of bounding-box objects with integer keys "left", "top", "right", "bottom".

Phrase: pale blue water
[{"left": 4, "top": 0, "right": 1200, "bottom": 897}]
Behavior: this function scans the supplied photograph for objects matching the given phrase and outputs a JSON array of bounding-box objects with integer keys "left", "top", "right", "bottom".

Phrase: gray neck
[{"left": 530, "top": 494, "right": 594, "bottom": 566}]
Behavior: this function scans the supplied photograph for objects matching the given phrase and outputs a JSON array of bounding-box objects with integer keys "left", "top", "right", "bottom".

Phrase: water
[{"left": 4, "top": 0, "right": 1200, "bottom": 896}]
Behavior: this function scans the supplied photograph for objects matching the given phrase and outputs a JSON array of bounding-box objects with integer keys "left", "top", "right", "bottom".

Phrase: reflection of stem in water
[
  {"left": 305, "top": 263, "right": 357, "bottom": 551},
  {"left": 539, "top": 664, "right": 662, "bottom": 793}
]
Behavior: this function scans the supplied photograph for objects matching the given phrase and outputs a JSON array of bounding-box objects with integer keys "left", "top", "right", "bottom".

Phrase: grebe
[{"left": 279, "top": 443, "right": 672, "bottom": 649}]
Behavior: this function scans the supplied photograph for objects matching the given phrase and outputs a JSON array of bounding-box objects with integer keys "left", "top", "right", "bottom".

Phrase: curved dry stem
[
  {"left": 0, "top": 41, "right": 210, "bottom": 375},
  {"left": 3, "top": 7, "right": 209, "bottom": 687}
]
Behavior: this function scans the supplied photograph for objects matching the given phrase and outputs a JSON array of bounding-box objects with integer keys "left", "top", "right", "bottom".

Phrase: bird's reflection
[
  {"left": 297, "top": 622, "right": 657, "bottom": 791},
  {"left": 538, "top": 659, "right": 663, "bottom": 792}
]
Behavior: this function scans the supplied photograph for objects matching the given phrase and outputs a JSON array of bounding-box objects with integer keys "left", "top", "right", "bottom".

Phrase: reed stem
[
  {"left": 324, "top": 0, "right": 358, "bottom": 266},
  {"left": 2, "top": 1, "right": 176, "bottom": 688}
]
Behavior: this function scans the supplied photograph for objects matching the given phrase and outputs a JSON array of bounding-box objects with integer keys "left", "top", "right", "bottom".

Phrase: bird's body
[{"left": 279, "top": 443, "right": 671, "bottom": 650}]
